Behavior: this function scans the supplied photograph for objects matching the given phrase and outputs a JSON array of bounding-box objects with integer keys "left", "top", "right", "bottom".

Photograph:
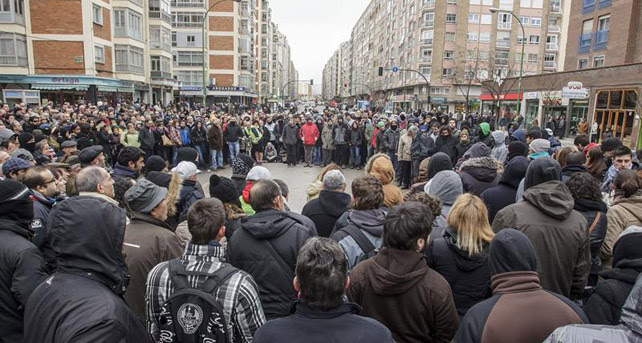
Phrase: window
[
  {"left": 466, "top": 49, "right": 477, "bottom": 59},
  {"left": 528, "top": 53, "right": 538, "bottom": 63},
  {"left": 421, "top": 30, "right": 434, "bottom": 44},
  {"left": 578, "top": 58, "right": 589, "bottom": 69},
  {"left": 582, "top": 19, "right": 593, "bottom": 35},
  {"left": 519, "top": 16, "right": 530, "bottom": 26},
  {"left": 446, "top": 13, "right": 457, "bottom": 23},
  {"left": 421, "top": 48, "right": 432, "bottom": 62},
  {"left": 442, "top": 68, "right": 453, "bottom": 77},
  {"left": 593, "top": 55, "right": 605, "bottom": 67},
  {"left": 468, "top": 13, "right": 480, "bottom": 23},
  {"left": 0, "top": 33, "right": 27, "bottom": 66},
  {"left": 479, "top": 32, "right": 490, "bottom": 42},
  {"left": 530, "top": 17, "right": 542, "bottom": 27},
  {"left": 495, "top": 51, "right": 509, "bottom": 65},
  {"left": 94, "top": 45, "right": 105, "bottom": 63},
  {"left": 546, "top": 35, "right": 559, "bottom": 50},
  {"left": 0, "top": 0, "right": 10, "bottom": 12},
  {"left": 420, "top": 66, "right": 432, "bottom": 78},
  {"left": 496, "top": 31, "right": 511, "bottom": 47},
  {"left": 423, "top": 12, "right": 434, "bottom": 26},
  {"left": 529, "top": 35, "right": 540, "bottom": 44},
  {"left": 480, "top": 14, "right": 492, "bottom": 25},
  {"left": 467, "top": 32, "right": 478, "bottom": 42},
  {"left": 172, "top": 11, "right": 203, "bottom": 27},
  {"left": 115, "top": 45, "right": 144, "bottom": 75},
  {"left": 544, "top": 53, "right": 557, "bottom": 68},
  {"left": 149, "top": 0, "right": 171, "bottom": 22},
  {"left": 597, "top": 15, "right": 610, "bottom": 31},
  {"left": 445, "top": 32, "right": 455, "bottom": 42},
  {"left": 92, "top": 5, "right": 102, "bottom": 25},
  {"left": 114, "top": 10, "right": 125, "bottom": 28},
  {"left": 447, "top": 0, "right": 457, "bottom": 4},
  {"left": 444, "top": 50, "right": 454, "bottom": 59},
  {"left": 499, "top": 0, "right": 513, "bottom": 10},
  {"left": 498, "top": 13, "right": 511, "bottom": 29},
  {"left": 114, "top": 8, "right": 142, "bottom": 41},
  {"left": 173, "top": 51, "right": 203, "bottom": 67},
  {"left": 521, "top": 0, "right": 543, "bottom": 7},
  {"left": 479, "top": 51, "right": 490, "bottom": 59},
  {"left": 128, "top": 11, "right": 142, "bottom": 40}
]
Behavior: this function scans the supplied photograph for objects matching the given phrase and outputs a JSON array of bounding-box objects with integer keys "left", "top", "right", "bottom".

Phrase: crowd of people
[{"left": 0, "top": 99, "right": 641, "bottom": 343}]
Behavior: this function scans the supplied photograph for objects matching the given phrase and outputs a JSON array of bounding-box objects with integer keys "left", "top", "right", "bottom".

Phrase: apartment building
[{"left": 322, "top": 0, "right": 569, "bottom": 114}]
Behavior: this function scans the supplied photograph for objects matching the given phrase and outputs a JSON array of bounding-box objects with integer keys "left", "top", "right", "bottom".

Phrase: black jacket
[
  {"left": 562, "top": 164, "right": 588, "bottom": 182},
  {"left": 348, "top": 127, "right": 363, "bottom": 146},
  {"left": 301, "top": 190, "right": 351, "bottom": 237},
  {"left": 253, "top": 301, "right": 394, "bottom": 343},
  {"left": 480, "top": 156, "right": 529, "bottom": 223},
  {"left": 190, "top": 126, "right": 207, "bottom": 144},
  {"left": 426, "top": 229, "right": 491, "bottom": 316},
  {"left": 0, "top": 218, "right": 48, "bottom": 342},
  {"left": 455, "top": 141, "right": 473, "bottom": 162},
  {"left": 24, "top": 196, "right": 152, "bottom": 343},
  {"left": 224, "top": 122, "right": 244, "bottom": 142},
  {"left": 139, "top": 126, "right": 155, "bottom": 150},
  {"left": 459, "top": 157, "right": 501, "bottom": 196},
  {"left": 411, "top": 132, "right": 434, "bottom": 160},
  {"left": 573, "top": 198, "right": 608, "bottom": 284},
  {"left": 435, "top": 135, "right": 458, "bottom": 163},
  {"left": 227, "top": 209, "right": 317, "bottom": 319}
]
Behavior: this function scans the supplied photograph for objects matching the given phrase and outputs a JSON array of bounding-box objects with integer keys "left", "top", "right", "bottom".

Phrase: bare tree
[{"left": 452, "top": 49, "right": 481, "bottom": 115}]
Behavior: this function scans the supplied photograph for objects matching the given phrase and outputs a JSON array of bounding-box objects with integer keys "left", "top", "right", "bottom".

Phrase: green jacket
[
  {"left": 365, "top": 122, "right": 375, "bottom": 141},
  {"left": 240, "top": 195, "right": 255, "bottom": 215}
]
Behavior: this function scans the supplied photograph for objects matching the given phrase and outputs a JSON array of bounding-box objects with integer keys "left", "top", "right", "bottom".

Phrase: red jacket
[
  {"left": 300, "top": 122, "right": 320, "bottom": 145},
  {"left": 372, "top": 128, "right": 380, "bottom": 148}
]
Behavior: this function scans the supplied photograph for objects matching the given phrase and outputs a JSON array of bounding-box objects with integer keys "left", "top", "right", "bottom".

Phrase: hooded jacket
[
  {"left": 492, "top": 181, "right": 590, "bottom": 300},
  {"left": 333, "top": 122, "right": 349, "bottom": 146},
  {"left": 406, "top": 157, "right": 433, "bottom": 200},
  {"left": 321, "top": 124, "right": 335, "bottom": 150},
  {"left": 397, "top": 130, "right": 413, "bottom": 161},
  {"left": 561, "top": 164, "right": 588, "bottom": 182},
  {"left": 426, "top": 170, "right": 463, "bottom": 238},
  {"left": 347, "top": 248, "right": 459, "bottom": 343},
  {"left": 426, "top": 229, "right": 491, "bottom": 317},
  {"left": 544, "top": 273, "right": 642, "bottom": 343},
  {"left": 224, "top": 120, "right": 243, "bottom": 142},
  {"left": 573, "top": 197, "right": 608, "bottom": 284},
  {"left": 227, "top": 209, "right": 317, "bottom": 320},
  {"left": 411, "top": 131, "right": 434, "bottom": 160},
  {"left": 435, "top": 132, "right": 457, "bottom": 163},
  {"left": 603, "top": 193, "right": 642, "bottom": 269},
  {"left": 365, "top": 153, "right": 403, "bottom": 208},
  {"left": 382, "top": 126, "right": 400, "bottom": 153},
  {"left": 427, "top": 152, "right": 454, "bottom": 180},
  {"left": 301, "top": 190, "right": 351, "bottom": 237},
  {"left": 474, "top": 123, "right": 494, "bottom": 149},
  {"left": 24, "top": 196, "right": 152, "bottom": 343},
  {"left": 331, "top": 208, "right": 387, "bottom": 270},
  {"left": 207, "top": 123, "right": 224, "bottom": 150},
  {"left": 490, "top": 131, "right": 508, "bottom": 164},
  {"left": 459, "top": 157, "right": 501, "bottom": 196},
  {"left": 480, "top": 156, "right": 529, "bottom": 223},
  {"left": 455, "top": 229, "right": 587, "bottom": 343}
]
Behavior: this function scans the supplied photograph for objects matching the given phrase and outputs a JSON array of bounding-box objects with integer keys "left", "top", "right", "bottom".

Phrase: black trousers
[
  {"left": 334, "top": 145, "right": 349, "bottom": 166},
  {"left": 399, "top": 160, "right": 412, "bottom": 188},
  {"left": 286, "top": 144, "right": 297, "bottom": 165}
]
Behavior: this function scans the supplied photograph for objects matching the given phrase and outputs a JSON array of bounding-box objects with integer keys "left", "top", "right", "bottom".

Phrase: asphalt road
[{"left": 196, "top": 161, "right": 364, "bottom": 213}]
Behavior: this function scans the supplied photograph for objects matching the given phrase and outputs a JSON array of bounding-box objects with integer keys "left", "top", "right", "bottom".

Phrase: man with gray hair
[
  {"left": 302, "top": 169, "right": 351, "bottom": 237},
  {"left": 75, "top": 166, "right": 117, "bottom": 205}
]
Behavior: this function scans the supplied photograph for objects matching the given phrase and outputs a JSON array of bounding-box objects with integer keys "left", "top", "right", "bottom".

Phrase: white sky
[{"left": 268, "top": 0, "right": 371, "bottom": 93}]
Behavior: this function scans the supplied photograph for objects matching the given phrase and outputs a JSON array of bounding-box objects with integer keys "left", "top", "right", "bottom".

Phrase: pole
[
  {"left": 509, "top": 11, "right": 525, "bottom": 118},
  {"left": 399, "top": 69, "right": 430, "bottom": 111}
]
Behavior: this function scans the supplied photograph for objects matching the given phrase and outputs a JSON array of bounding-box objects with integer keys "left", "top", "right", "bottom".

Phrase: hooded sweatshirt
[
  {"left": 491, "top": 131, "right": 508, "bottom": 164},
  {"left": 602, "top": 192, "right": 642, "bottom": 269},
  {"left": 515, "top": 156, "right": 562, "bottom": 202},
  {"left": 301, "top": 189, "right": 351, "bottom": 238},
  {"left": 331, "top": 208, "right": 387, "bottom": 269},
  {"left": 427, "top": 170, "right": 463, "bottom": 238},
  {"left": 480, "top": 156, "right": 529, "bottom": 223},
  {"left": 366, "top": 153, "right": 403, "bottom": 208}
]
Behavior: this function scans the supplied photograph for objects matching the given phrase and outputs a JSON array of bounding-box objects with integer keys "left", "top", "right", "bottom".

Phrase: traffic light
[
  {"left": 310, "top": 79, "right": 314, "bottom": 85},
  {"left": 378, "top": 67, "right": 384, "bottom": 76}
]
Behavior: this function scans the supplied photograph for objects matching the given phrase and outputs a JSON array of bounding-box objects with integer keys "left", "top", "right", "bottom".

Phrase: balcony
[
  {"left": 598, "top": 0, "right": 611, "bottom": 9},
  {"left": 421, "top": 38, "right": 433, "bottom": 46},
  {"left": 422, "top": 0, "right": 435, "bottom": 10},
  {"left": 498, "top": 22, "right": 511, "bottom": 30},
  {"left": 578, "top": 33, "right": 592, "bottom": 54},
  {"left": 149, "top": 11, "right": 171, "bottom": 23},
  {"left": 546, "top": 43, "right": 559, "bottom": 51},
  {"left": 544, "top": 61, "right": 557, "bottom": 69},
  {"left": 422, "top": 20, "right": 434, "bottom": 28},
  {"left": 548, "top": 24, "right": 561, "bottom": 32},
  {"left": 496, "top": 40, "right": 511, "bottom": 48},
  {"left": 151, "top": 71, "right": 172, "bottom": 79},
  {"left": 594, "top": 30, "right": 608, "bottom": 51}
]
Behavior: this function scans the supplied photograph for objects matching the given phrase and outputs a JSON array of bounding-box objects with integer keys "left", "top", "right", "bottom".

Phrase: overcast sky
[{"left": 268, "top": 0, "right": 370, "bottom": 92}]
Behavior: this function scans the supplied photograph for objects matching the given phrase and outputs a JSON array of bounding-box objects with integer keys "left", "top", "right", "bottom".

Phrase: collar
[
  {"left": 491, "top": 271, "right": 541, "bottom": 294},
  {"left": 130, "top": 211, "right": 174, "bottom": 231},
  {"left": 78, "top": 192, "right": 120, "bottom": 206},
  {"left": 30, "top": 189, "right": 55, "bottom": 206},
  {"left": 290, "top": 300, "right": 361, "bottom": 319},
  {"left": 183, "top": 242, "right": 226, "bottom": 262}
]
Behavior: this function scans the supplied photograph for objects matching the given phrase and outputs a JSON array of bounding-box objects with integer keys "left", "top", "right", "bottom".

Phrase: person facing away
[
  {"left": 347, "top": 201, "right": 459, "bottom": 343},
  {"left": 454, "top": 229, "right": 587, "bottom": 343},
  {"left": 227, "top": 179, "right": 317, "bottom": 320},
  {"left": 253, "top": 237, "right": 394, "bottom": 343},
  {"left": 146, "top": 198, "right": 265, "bottom": 342},
  {"left": 480, "top": 156, "right": 529, "bottom": 223},
  {"left": 24, "top": 184, "right": 152, "bottom": 342},
  {"left": 426, "top": 194, "right": 494, "bottom": 318},
  {"left": 331, "top": 174, "right": 387, "bottom": 270},
  {"left": 492, "top": 157, "right": 590, "bottom": 301},
  {"left": 302, "top": 170, "right": 351, "bottom": 238}
]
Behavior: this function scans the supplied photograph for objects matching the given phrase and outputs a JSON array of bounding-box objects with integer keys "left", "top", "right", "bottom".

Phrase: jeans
[
  {"left": 304, "top": 145, "right": 314, "bottom": 165},
  {"left": 350, "top": 146, "right": 361, "bottom": 167},
  {"left": 313, "top": 146, "right": 322, "bottom": 165},
  {"left": 228, "top": 141, "right": 240, "bottom": 161},
  {"left": 210, "top": 149, "right": 223, "bottom": 169},
  {"left": 387, "top": 151, "right": 399, "bottom": 180},
  {"left": 171, "top": 146, "right": 178, "bottom": 166},
  {"left": 399, "top": 160, "right": 412, "bottom": 188},
  {"left": 193, "top": 143, "right": 205, "bottom": 167}
]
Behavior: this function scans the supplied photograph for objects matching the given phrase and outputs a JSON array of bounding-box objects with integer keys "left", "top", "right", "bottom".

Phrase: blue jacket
[{"left": 179, "top": 128, "right": 191, "bottom": 146}]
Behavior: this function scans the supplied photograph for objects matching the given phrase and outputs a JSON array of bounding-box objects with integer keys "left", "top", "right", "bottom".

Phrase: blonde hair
[{"left": 446, "top": 194, "right": 495, "bottom": 256}]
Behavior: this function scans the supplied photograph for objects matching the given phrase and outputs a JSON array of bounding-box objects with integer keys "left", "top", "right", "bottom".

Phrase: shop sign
[
  {"left": 562, "top": 81, "right": 589, "bottom": 99},
  {"left": 51, "top": 77, "right": 80, "bottom": 84},
  {"left": 525, "top": 92, "right": 539, "bottom": 100},
  {"left": 206, "top": 86, "right": 245, "bottom": 92},
  {"left": 432, "top": 97, "right": 447, "bottom": 104}
]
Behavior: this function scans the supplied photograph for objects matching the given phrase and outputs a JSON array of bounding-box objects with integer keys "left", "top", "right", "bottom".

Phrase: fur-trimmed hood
[
  {"left": 365, "top": 153, "right": 395, "bottom": 185},
  {"left": 460, "top": 157, "right": 500, "bottom": 183}
]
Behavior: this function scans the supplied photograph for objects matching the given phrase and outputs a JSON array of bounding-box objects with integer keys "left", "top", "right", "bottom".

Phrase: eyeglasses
[{"left": 41, "top": 178, "right": 57, "bottom": 186}]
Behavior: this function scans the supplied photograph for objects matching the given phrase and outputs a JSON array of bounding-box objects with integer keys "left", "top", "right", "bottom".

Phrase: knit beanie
[
  {"left": 529, "top": 138, "right": 551, "bottom": 153},
  {"left": 146, "top": 155, "right": 167, "bottom": 173},
  {"left": 209, "top": 174, "right": 241, "bottom": 208},
  {"left": 507, "top": 141, "right": 529, "bottom": 161},
  {"left": 232, "top": 153, "right": 255, "bottom": 176},
  {"left": 612, "top": 226, "right": 642, "bottom": 267},
  {"left": 0, "top": 179, "right": 30, "bottom": 203}
]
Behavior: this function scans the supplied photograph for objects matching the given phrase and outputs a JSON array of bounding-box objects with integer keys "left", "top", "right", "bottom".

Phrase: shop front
[
  {"left": 2, "top": 89, "right": 41, "bottom": 107},
  {"left": 593, "top": 88, "right": 638, "bottom": 147}
]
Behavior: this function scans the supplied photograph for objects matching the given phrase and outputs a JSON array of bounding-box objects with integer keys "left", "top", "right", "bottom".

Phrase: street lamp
[
  {"left": 202, "top": 0, "right": 242, "bottom": 107},
  {"left": 489, "top": 7, "right": 525, "bottom": 118}
]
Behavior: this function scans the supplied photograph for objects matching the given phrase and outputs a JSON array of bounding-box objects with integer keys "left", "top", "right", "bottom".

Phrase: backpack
[
  {"left": 158, "top": 259, "right": 238, "bottom": 343},
  {"left": 340, "top": 224, "right": 378, "bottom": 262}
]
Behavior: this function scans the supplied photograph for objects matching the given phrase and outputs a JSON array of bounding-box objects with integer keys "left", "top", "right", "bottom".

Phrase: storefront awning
[
  {"left": 480, "top": 92, "right": 523, "bottom": 101},
  {"left": 118, "top": 87, "right": 135, "bottom": 93},
  {"left": 31, "top": 84, "right": 89, "bottom": 91},
  {"left": 97, "top": 85, "right": 119, "bottom": 92}
]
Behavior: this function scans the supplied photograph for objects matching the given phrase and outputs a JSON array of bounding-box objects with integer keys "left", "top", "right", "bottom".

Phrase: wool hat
[
  {"left": 246, "top": 166, "right": 271, "bottom": 181},
  {"left": 175, "top": 147, "right": 199, "bottom": 165},
  {"left": 172, "top": 161, "right": 200, "bottom": 179},
  {"left": 146, "top": 171, "right": 172, "bottom": 188},
  {"left": 232, "top": 153, "right": 255, "bottom": 176},
  {"left": 17, "top": 132, "right": 33, "bottom": 147},
  {"left": 507, "top": 141, "right": 529, "bottom": 161},
  {"left": 209, "top": 174, "right": 241, "bottom": 207},
  {"left": 2, "top": 157, "right": 31, "bottom": 176},
  {"left": 377, "top": 121, "right": 385, "bottom": 128},
  {"left": 529, "top": 138, "right": 551, "bottom": 153},
  {"left": 124, "top": 179, "right": 168, "bottom": 213},
  {"left": 10, "top": 148, "right": 34, "bottom": 162},
  {"left": 78, "top": 145, "right": 103, "bottom": 165},
  {"left": 61, "top": 140, "right": 77, "bottom": 149},
  {"left": 0, "top": 179, "right": 30, "bottom": 203},
  {"left": 146, "top": 155, "right": 167, "bottom": 173},
  {"left": 0, "top": 128, "right": 16, "bottom": 143},
  {"left": 613, "top": 226, "right": 642, "bottom": 267}
]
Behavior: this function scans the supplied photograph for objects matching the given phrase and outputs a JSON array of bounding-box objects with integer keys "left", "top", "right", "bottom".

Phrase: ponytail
[{"left": 614, "top": 169, "right": 640, "bottom": 198}]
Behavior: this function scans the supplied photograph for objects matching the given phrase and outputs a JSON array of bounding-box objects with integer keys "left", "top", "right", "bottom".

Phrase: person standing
[
  {"left": 300, "top": 116, "right": 320, "bottom": 168},
  {"left": 321, "top": 119, "right": 335, "bottom": 166},
  {"left": 224, "top": 117, "right": 244, "bottom": 162},
  {"left": 333, "top": 115, "right": 350, "bottom": 167},
  {"left": 397, "top": 126, "right": 414, "bottom": 189},
  {"left": 190, "top": 121, "right": 207, "bottom": 169},
  {"left": 348, "top": 121, "right": 363, "bottom": 169},
  {"left": 301, "top": 170, "right": 350, "bottom": 238},
  {"left": 207, "top": 117, "right": 224, "bottom": 170},
  {"left": 139, "top": 119, "right": 156, "bottom": 161},
  {"left": 281, "top": 117, "right": 300, "bottom": 167},
  {"left": 383, "top": 119, "right": 401, "bottom": 175}
]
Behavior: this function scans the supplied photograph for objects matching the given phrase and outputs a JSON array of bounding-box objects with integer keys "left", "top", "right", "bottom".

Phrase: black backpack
[
  {"left": 158, "top": 259, "right": 238, "bottom": 343},
  {"left": 340, "top": 225, "right": 378, "bottom": 262}
]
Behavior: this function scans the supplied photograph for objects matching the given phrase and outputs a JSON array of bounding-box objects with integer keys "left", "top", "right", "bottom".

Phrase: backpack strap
[
  {"left": 341, "top": 225, "right": 377, "bottom": 257},
  {"left": 168, "top": 259, "right": 190, "bottom": 290},
  {"left": 587, "top": 212, "right": 602, "bottom": 235},
  {"left": 200, "top": 263, "right": 239, "bottom": 294}
]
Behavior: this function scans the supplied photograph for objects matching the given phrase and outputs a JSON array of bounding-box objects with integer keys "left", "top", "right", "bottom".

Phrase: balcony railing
[
  {"left": 548, "top": 25, "right": 561, "bottom": 32},
  {"left": 151, "top": 71, "right": 172, "bottom": 79},
  {"left": 598, "top": 0, "right": 612, "bottom": 9},
  {"left": 496, "top": 40, "right": 511, "bottom": 48},
  {"left": 546, "top": 43, "right": 559, "bottom": 51},
  {"left": 421, "top": 38, "right": 433, "bottom": 45},
  {"left": 423, "top": 0, "right": 435, "bottom": 9},
  {"left": 594, "top": 29, "right": 608, "bottom": 50},
  {"left": 578, "top": 33, "right": 592, "bottom": 53},
  {"left": 116, "top": 64, "right": 144, "bottom": 75},
  {"left": 422, "top": 20, "right": 434, "bottom": 28},
  {"left": 149, "top": 11, "right": 171, "bottom": 23},
  {"left": 582, "top": 0, "right": 595, "bottom": 14},
  {"left": 544, "top": 61, "right": 557, "bottom": 68},
  {"left": 498, "top": 22, "right": 511, "bottom": 30}
]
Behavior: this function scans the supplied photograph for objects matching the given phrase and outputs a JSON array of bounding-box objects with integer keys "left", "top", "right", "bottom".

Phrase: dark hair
[
  {"left": 612, "top": 146, "right": 632, "bottom": 159},
  {"left": 574, "top": 135, "right": 589, "bottom": 148},
  {"left": 113, "top": 177, "right": 135, "bottom": 208},
  {"left": 273, "top": 179, "right": 289, "bottom": 198},
  {"left": 383, "top": 202, "right": 433, "bottom": 251},
  {"left": 23, "top": 166, "right": 50, "bottom": 189},
  {"left": 296, "top": 237, "right": 347, "bottom": 311},
  {"left": 586, "top": 146, "right": 607, "bottom": 176},
  {"left": 117, "top": 146, "right": 145, "bottom": 166},
  {"left": 187, "top": 198, "right": 225, "bottom": 244},
  {"left": 614, "top": 169, "right": 640, "bottom": 198},
  {"left": 406, "top": 192, "right": 442, "bottom": 219},
  {"left": 566, "top": 172, "right": 602, "bottom": 202},
  {"left": 566, "top": 151, "right": 586, "bottom": 166},
  {"left": 249, "top": 179, "right": 281, "bottom": 211},
  {"left": 350, "top": 175, "right": 384, "bottom": 210}
]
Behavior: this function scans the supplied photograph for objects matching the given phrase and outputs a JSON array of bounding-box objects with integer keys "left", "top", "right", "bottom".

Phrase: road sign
[{"left": 392, "top": 67, "right": 399, "bottom": 73}]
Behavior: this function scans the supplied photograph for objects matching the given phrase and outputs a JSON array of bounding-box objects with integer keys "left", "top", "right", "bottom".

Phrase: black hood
[
  {"left": 489, "top": 228, "right": 537, "bottom": 276},
  {"left": 561, "top": 164, "right": 587, "bottom": 176},
  {"left": 499, "top": 156, "right": 529, "bottom": 189},
  {"left": 523, "top": 181, "right": 575, "bottom": 220},
  {"left": 48, "top": 196, "right": 129, "bottom": 295},
  {"left": 443, "top": 228, "right": 489, "bottom": 272},
  {"left": 241, "top": 209, "right": 306, "bottom": 240},
  {"left": 460, "top": 157, "right": 498, "bottom": 182},
  {"left": 427, "top": 152, "right": 453, "bottom": 180},
  {"left": 573, "top": 197, "right": 608, "bottom": 213},
  {"left": 524, "top": 156, "right": 561, "bottom": 191},
  {"left": 318, "top": 190, "right": 351, "bottom": 217},
  {"left": 348, "top": 208, "right": 387, "bottom": 237}
]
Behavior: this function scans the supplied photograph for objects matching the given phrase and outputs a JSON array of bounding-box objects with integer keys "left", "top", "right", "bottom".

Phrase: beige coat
[
  {"left": 397, "top": 131, "right": 413, "bottom": 161},
  {"left": 602, "top": 194, "right": 642, "bottom": 269}
]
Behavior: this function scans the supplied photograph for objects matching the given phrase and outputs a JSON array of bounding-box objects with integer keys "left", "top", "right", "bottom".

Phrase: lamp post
[
  {"left": 202, "top": 0, "right": 241, "bottom": 107},
  {"left": 489, "top": 7, "right": 525, "bottom": 118}
]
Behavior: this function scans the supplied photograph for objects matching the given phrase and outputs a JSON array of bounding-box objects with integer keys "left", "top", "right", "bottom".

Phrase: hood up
[
  {"left": 367, "top": 248, "right": 429, "bottom": 296},
  {"left": 460, "top": 157, "right": 499, "bottom": 182},
  {"left": 348, "top": 208, "right": 387, "bottom": 237},
  {"left": 443, "top": 228, "right": 489, "bottom": 272},
  {"left": 366, "top": 153, "right": 395, "bottom": 185},
  {"left": 499, "top": 156, "right": 529, "bottom": 189},
  {"left": 427, "top": 170, "right": 462, "bottom": 206},
  {"left": 511, "top": 129, "right": 526, "bottom": 143},
  {"left": 491, "top": 131, "right": 506, "bottom": 146},
  {"left": 522, "top": 180, "right": 575, "bottom": 220},
  {"left": 427, "top": 153, "right": 453, "bottom": 180},
  {"left": 318, "top": 190, "right": 352, "bottom": 217},
  {"left": 620, "top": 274, "right": 642, "bottom": 335},
  {"left": 489, "top": 228, "right": 538, "bottom": 276},
  {"left": 524, "top": 156, "right": 562, "bottom": 191},
  {"left": 461, "top": 142, "right": 491, "bottom": 161}
]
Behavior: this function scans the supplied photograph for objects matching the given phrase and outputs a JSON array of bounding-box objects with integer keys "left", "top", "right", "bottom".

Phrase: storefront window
[
  {"left": 594, "top": 89, "right": 638, "bottom": 146},
  {"left": 569, "top": 100, "right": 589, "bottom": 136}
]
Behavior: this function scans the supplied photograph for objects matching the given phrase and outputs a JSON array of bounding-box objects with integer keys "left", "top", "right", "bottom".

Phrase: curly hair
[
  {"left": 406, "top": 192, "right": 442, "bottom": 218},
  {"left": 350, "top": 174, "right": 384, "bottom": 211},
  {"left": 566, "top": 172, "right": 601, "bottom": 201}
]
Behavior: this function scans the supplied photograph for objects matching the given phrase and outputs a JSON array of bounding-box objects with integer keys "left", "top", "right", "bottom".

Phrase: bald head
[{"left": 75, "top": 166, "right": 114, "bottom": 198}]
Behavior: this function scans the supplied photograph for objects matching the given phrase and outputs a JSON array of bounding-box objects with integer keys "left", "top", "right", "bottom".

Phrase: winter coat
[
  {"left": 573, "top": 198, "right": 608, "bottom": 283},
  {"left": 426, "top": 170, "right": 463, "bottom": 238},
  {"left": 480, "top": 156, "right": 529, "bottom": 223},
  {"left": 411, "top": 132, "right": 434, "bottom": 160},
  {"left": 0, "top": 217, "right": 48, "bottom": 342},
  {"left": 561, "top": 164, "right": 588, "bottom": 182},
  {"left": 397, "top": 131, "right": 413, "bottom": 161},
  {"left": 492, "top": 181, "right": 591, "bottom": 300},
  {"left": 435, "top": 135, "right": 458, "bottom": 163},
  {"left": 121, "top": 131, "right": 141, "bottom": 147},
  {"left": 365, "top": 153, "right": 403, "bottom": 208},
  {"left": 331, "top": 208, "right": 387, "bottom": 270},
  {"left": 383, "top": 127, "right": 401, "bottom": 153},
  {"left": 426, "top": 229, "right": 491, "bottom": 317},
  {"left": 24, "top": 196, "right": 152, "bottom": 343},
  {"left": 190, "top": 126, "right": 207, "bottom": 144},
  {"left": 349, "top": 127, "right": 364, "bottom": 147},
  {"left": 375, "top": 129, "right": 386, "bottom": 153},
  {"left": 603, "top": 194, "right": 642, "bottom": 269},
  {"left": 490, "top": 131, "right": 508, "bottom": 164},
  {"left": 455, "top": 141, "right": 473, "bottom": 162},
  {"left": 300, "top": 122, "right": 319, "bottom": 146},
  {"left": 224, "top": 122, "right": 244, "bottom": 142},
  {"left": 281, "top": 123, "right": 299, "bottom": 145},
  {"left": 544, "top": 274, "right": 642, "bottom": 343},
  {"left": 175, "top": 179, "right": 204, "bottom": 223},
  {"left": 253, "top": 302, "right": 394, "bottom": 343},
  {"left": 333, "top": 123, "right": 349, "bottom": 146},
  {"left": 227, "top": 209, "right": 317, "bottom": 320},
  {"left": 123, "top": 212, "right": 185, "bottom": 319},
  {"left": 459, "top": 157, "right": 501, "bottom": 196},
  {"left": 301, "top": 190, "right": 351, "bottom": 238},
  {"left": 347, "top": 248, "right": 459, "bottom": 343},
  {"left": 139, "top": 126, "right": 155, "bottom": 150},
  {"left": 322, "top": 125, "right": 335, "bottom": 150},
  {"left": 207, "top": 124, "right": 224, "bottom": 150},
  {"left": 179, "top": 127, "right": 191, "bottom": 145}
]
